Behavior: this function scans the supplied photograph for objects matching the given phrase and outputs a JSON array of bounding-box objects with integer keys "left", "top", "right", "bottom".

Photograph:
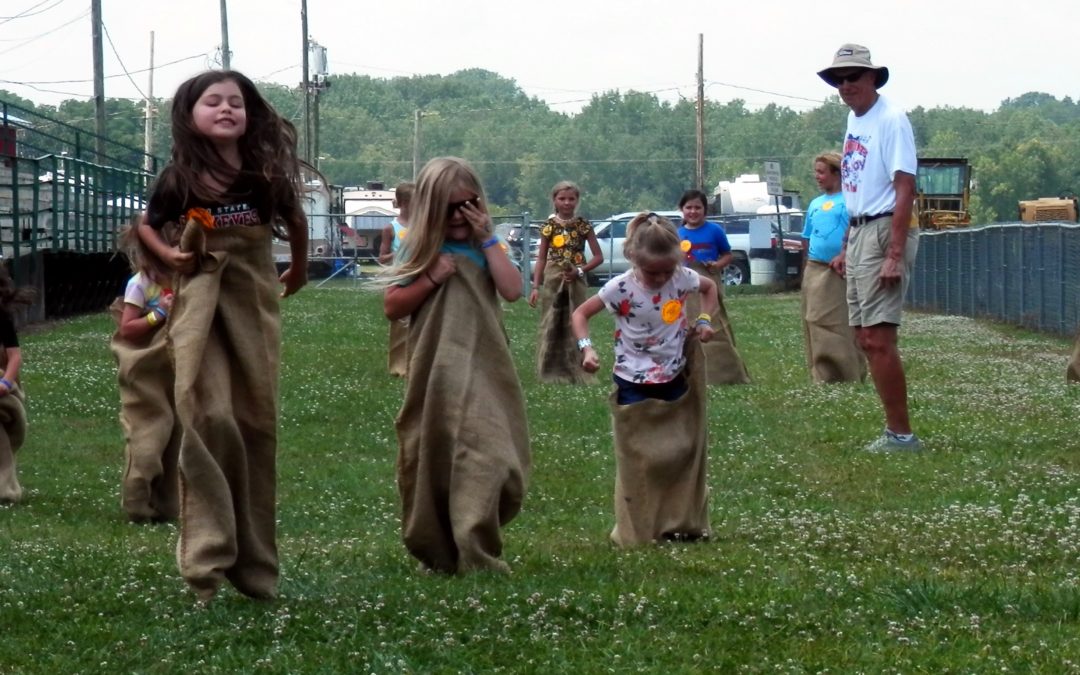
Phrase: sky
[{"left": 2, "top": 0, "right": 1078, "bottom": 116}]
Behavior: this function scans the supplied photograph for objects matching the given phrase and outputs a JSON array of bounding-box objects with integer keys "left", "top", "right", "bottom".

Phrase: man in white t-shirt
[{"left": 818, "top": 43, "right": 922, "bottom": 453}]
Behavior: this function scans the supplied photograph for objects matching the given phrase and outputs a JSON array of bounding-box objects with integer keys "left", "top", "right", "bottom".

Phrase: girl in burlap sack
[
  {"left": 110, "top": 224, "right": 180, "bottom": 523},
  {"left": 677, "top": 189, "right": 751, "bottom": 385},
  {"left": 137, "top": 70, "right": 312, "bottom": 602},
  {"left": 378, "top": 182, "right": 414, "bottom": 377},
  {"left": 383, "top": 157, "right": 530, "bottom": 574},
  {"left": 571, "top": 213, "right": 720, "bottom": 546},
  {"left": 0, "top": 266, "right": 35, "bottom": 505},
  {"left": 527, "top": 181, "right": 604, "bottom": 383}
]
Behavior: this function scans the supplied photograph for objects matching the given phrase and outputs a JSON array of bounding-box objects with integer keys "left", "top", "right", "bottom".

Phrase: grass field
[{"left": 4, "top": 280, "right": 1080, "bottom": 673}]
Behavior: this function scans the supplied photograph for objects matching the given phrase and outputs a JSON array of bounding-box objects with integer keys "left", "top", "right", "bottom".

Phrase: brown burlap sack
[
  {"left": 687, "top": 262, "right": 750, "bottom": 385},
  {"left": 1068, "top": 331, "right": 1080, "bottom": 383},
  {"left": 109, "top": 298, "right": 181, "bottom": 522},
  {"left": 0, "top": 385, "right": 27, "bottom": 504},
  {"left": 801, "top": 261, "right": 867, "bottom": 383},
  {"left": 608, "top": 338, "right": 710, "bottom": 547},
  {"left": 170, "top": 220, "right": 281, "bottom": 600},
  {"left": 536, "top": 261, "right": 594, "bottom": 384},
  {"left": 396, "top": 256, "right": 531, "bottom": 574},
  {"left": 387, "top": 317, "right": 409, "bottom": 377}
]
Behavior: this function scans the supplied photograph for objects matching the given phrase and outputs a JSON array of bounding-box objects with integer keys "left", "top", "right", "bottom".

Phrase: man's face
[{"left": 832, "top": 68, "right": 877, "bottom": 115}]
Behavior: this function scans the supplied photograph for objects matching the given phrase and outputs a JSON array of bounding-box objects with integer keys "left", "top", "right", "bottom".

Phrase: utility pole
[
  {"left": 301, "top": 0, "right": 311, "bottom": 165},
  {"left": 310, "top": 42, "right": 329, "bottom": 171},
  {"left": 412, "top": 110, "right": 422, "bottom": 179},
  {"left": 91, "top": 0, "right": 106, "bottom": 161},
  {"left": 219, "top": 0, "right": 231, "bottom": 69},
  {"left": 143, "top": 31, "right": 155, "bottom": 173},
  {"left": 695, "top": 33, "right": 705, "bottom": 192}
]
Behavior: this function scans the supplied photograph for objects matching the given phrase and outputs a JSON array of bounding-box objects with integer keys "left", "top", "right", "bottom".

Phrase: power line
[
  {"left": 0, "top": 7, "right": 87, "bottom": 57},
  {"left": 0, "top": 0, "right": 66, "bottom": 25},
  {"left": 101, "top": 20, "right": 147, "bottom": 100}
]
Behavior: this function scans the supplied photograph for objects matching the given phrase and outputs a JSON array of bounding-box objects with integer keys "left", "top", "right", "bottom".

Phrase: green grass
[{"left": 4, "top": 281, "right": 1080, "bottom": 672}]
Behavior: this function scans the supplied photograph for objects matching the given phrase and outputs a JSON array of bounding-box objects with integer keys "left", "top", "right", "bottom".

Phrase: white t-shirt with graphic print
[
  {"left": 597, "top": 267, "right": 700, "bottom": 385},
  {"left": 841, "top": 94, "right": 917, "bottom": 218}
]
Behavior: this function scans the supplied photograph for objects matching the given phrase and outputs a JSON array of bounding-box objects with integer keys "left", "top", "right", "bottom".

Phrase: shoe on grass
[{"left": 864, "top": 430, "right": 923, "bottom": 453}]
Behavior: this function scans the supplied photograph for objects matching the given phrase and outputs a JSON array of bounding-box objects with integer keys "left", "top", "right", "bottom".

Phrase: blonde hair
[
  {"left": 550, "top": 180, "right": 580, "bottom": 201},
  {"left": 814, "top": 151, "right": 842, "bottom": 174},
  {"left": 379, "top": 157, "right": 487, "bottom": 285},
  {"left": 624, "top": 212, "right": 681, "bottom": 267}
]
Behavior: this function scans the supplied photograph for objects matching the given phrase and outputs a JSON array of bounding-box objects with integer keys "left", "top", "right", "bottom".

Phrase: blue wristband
[
  {"left": 481, "top": 237, "right": 500, "bottom": 249},
  {"left": 0, "top": 378, "right": 12, "bottom": 389}
]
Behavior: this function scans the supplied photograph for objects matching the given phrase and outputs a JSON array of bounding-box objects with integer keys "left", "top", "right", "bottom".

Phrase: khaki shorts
[{"left": 846, "top": 216, "right": 919, "bottom": 327}]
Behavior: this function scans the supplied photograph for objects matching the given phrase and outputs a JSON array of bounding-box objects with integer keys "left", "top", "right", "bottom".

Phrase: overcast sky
[{"left": 2, "top": 0, "right": 1077, "bottom": 115}]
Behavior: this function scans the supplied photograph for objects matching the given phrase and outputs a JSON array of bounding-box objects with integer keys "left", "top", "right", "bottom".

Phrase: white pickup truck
[{"left": 585, "top": 211, "right": 774, "bottom": 286}]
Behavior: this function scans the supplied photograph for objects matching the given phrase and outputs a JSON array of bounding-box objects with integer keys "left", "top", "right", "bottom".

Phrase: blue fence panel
[{"left": 909, "top": 222, "right": 1080, "bottom": 337}]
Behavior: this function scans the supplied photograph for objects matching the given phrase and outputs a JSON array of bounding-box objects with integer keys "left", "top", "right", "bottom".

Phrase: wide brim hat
[{"left": 817, "top": 43, "right": 889, "bottom": 88}]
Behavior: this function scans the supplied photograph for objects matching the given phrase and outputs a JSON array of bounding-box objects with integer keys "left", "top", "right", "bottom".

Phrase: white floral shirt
[{"left": 598, "top": 267, "right": 700, "bottom": 384}]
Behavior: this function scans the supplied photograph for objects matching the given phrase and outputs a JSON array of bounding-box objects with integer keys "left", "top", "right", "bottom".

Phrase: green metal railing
[{"left": 1, "top": 153, "right": 152, "bottom": 280}]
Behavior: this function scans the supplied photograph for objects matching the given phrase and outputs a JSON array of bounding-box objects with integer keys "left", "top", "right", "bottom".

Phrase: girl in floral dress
[
  {"left": 571, "top": 213, "right": 719, "bottom": 545},
  {"left": 528, "top": 181, "right": 603, "bottom": 382}
]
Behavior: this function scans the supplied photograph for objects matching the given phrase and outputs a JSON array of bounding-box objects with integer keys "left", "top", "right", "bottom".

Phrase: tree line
[{"left": 4, "top": 71, "right": 1079, "bottom": 223}]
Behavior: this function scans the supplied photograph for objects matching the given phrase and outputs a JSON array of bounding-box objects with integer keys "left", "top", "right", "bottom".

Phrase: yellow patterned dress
[{"left": 536, "top": 216, "right": 594, "bottom": 383}]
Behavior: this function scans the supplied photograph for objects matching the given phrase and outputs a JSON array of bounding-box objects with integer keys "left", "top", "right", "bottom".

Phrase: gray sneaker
[{"left": 864, "top": 431, "right": 923, "bottom": 453}]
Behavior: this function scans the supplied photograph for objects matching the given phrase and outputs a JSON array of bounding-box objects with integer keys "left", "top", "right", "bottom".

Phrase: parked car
[{"left": 585, "top": 211, "right": 755, "bottom": 286}]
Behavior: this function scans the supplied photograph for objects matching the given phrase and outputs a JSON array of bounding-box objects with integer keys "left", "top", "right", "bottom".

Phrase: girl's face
[
  {"left": 553, "top": 189, "right": 578, "bottom": 219},
  {"left": 680, "top": 198, "right": 707, "bottom": 227},
  {"left": 814, "top": 161, "right": 840, "bottom": 193},
  {"left": 634, "top": 256, "right": 679, "bottom": 291},
  {"left": 193, "top": 79, "right": 247, "bottom": 146},
  {"left": 445, "top": 186, "right": 479, "bottom": 241}
]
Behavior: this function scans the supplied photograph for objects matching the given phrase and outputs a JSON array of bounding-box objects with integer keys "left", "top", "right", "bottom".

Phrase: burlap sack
[
  {"left": 801, "top": 261, "right": 867, "bottom": 383},
  {"left": 536, "top": 260, "right": 594, "bottom": 384},
  {"left": 109, "top": 298, "right": 181, "bottom": 522},
  {"left": 170, "top": 220, "right": 281, "bottom": 600},
  {"left": 608, "top": 338, "right": 710, "bottom": 547},
  {"left": 0, "top": 385, "right": 27, "bottom": 504},
  {"left": 687, "top": 262, "right": 750, "bottom": 385},
  {"left": 396, "top": 257, "right": 531, "bottom": 574},
  {"left": 1068, "top": 332, "right": 1080, "bottom": 383},
  {"left": 387, "top": 318, "right": 409, "bottom": 377}
]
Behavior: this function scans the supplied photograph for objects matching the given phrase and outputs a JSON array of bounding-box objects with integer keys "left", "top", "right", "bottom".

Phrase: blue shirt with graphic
[
  {"left": 677, "top": 221, "right": 731, "bottom": 265},
  {"left": 801, "top": 192, "right": 849, "bottom": 263}
]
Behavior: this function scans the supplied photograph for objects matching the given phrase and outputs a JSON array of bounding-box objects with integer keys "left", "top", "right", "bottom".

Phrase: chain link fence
[{"left": 908, "top": 222, "right": 1080, "bottom": 338}]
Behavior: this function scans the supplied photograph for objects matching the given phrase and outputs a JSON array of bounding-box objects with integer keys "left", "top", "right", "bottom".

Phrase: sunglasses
[
  {"left": 832, "top": 70, "right": 869, "bottom": 85},
  {"left": 446, "top": 197, "right": 480, "bottom": 217}
]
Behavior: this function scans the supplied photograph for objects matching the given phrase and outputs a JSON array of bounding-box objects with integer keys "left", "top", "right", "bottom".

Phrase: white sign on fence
[{"left": 763, "top": 161, "right": 783, "bottom": 197}]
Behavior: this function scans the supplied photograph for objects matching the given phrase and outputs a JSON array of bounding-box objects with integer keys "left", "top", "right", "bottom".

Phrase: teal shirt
[{"left": 394, "top": 239, "right": 492, "bottom": 286}]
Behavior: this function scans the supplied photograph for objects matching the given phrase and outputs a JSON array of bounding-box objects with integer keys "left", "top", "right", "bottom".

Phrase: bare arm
[
  {"left": 279, "top": 217, "right": 309, "bottom": 298},
  {"left": 0, "top": 347, "right": 21, "bottom": 395},
  {"left": 694, "top": 277, "right": 719, "bottom": 344},
  {"left": 582, "top": 231, "right": 604, "bottom": 273},
  {"left": 137, "top": 217, "right": 194, "bottom": 274},
  {"left": 378, "top": 225, "right": 395, "bottom": 264},
  {"left": 384, "top": 254, "right": 456, "bottom": 321},
  {"left": 118, "top": 302, "right": 166, "bottom": 342},
  {"left": 485, "top": 242, "right": 522, "bottom": 302},
  {"left": 572, "top": 294, "right": 606, "bottom": 373},
  {"left": 891, "top": 171, "right": 916, "bottom": 258},
  {"left": 531, "top": 237, "right": 550, "bottom": 288}
]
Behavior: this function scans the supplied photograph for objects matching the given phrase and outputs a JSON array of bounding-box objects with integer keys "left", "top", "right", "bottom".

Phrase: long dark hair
[
  {"left": 0, "top": 265, "right": 36, "bottom": 317},
  {"left": 153, "top": 69, "right": 317, "bottom": 239}
]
